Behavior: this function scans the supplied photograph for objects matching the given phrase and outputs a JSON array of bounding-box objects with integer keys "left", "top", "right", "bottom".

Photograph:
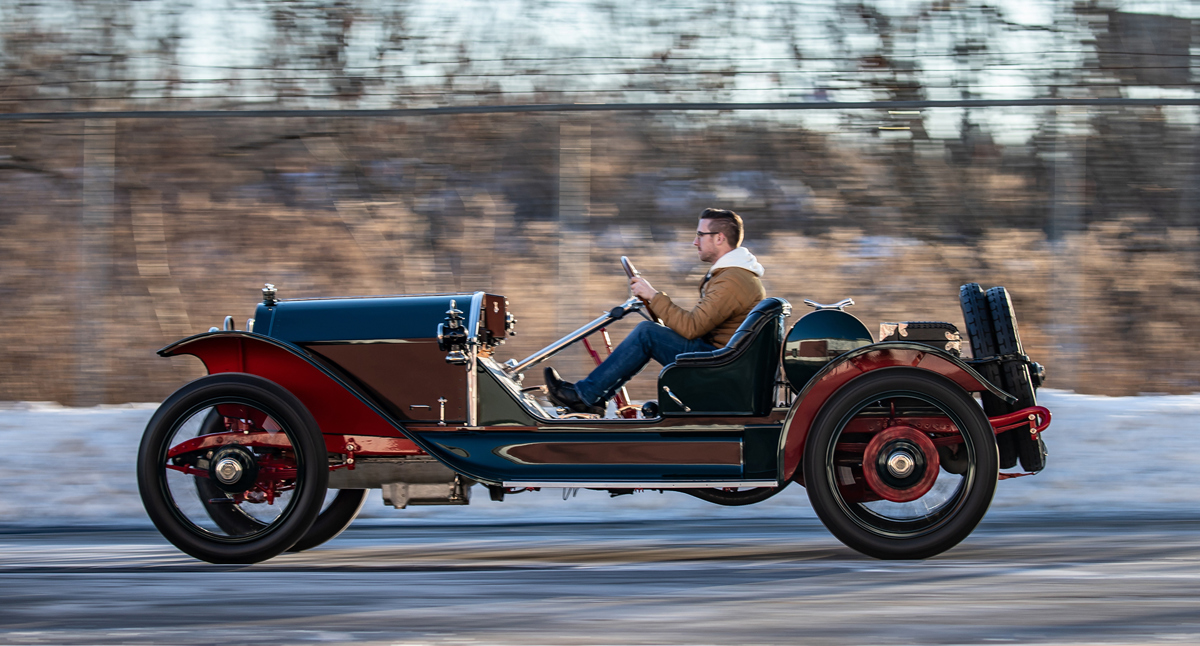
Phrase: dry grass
[{"left": 0, "top": 116, "right": 1196, "bottom": 404}]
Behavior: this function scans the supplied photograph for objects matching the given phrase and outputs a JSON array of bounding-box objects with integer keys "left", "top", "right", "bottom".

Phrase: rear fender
[
  {"left": 160, "top": 331, "right": 424, "bottom": 460},
  {"left": 779, "top": 342, "right": 1014, "bottom": 482}
]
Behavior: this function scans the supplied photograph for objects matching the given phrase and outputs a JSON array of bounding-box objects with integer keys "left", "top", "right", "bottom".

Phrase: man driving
[{"left": 545, "top": 208, "right": 766, "bottom": 415}]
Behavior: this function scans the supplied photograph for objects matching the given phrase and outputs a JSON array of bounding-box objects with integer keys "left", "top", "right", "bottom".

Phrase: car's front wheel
[
  {"left": 804, "top": 368, "right": 998, "bottom": 560},
  {"left": 138, "top": 373, "right": 329, "bottom": 564}
]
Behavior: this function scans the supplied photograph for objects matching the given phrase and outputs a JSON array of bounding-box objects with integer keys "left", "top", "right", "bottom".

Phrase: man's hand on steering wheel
[
  {"left": 620, "top": 256, "right": 662, "bottom": 323},
  {"left": 630, "top": 276, "right": 657, "bottom": 302}
]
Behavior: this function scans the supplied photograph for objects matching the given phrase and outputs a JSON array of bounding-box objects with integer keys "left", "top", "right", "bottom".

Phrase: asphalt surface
[{"left": 2, "top": 514, "right": 1199, "bottom": 646}]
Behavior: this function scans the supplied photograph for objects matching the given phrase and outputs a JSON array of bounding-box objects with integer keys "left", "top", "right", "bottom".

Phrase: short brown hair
[{"left": 699, "top": 208, "right": 744, "bottom": 247}]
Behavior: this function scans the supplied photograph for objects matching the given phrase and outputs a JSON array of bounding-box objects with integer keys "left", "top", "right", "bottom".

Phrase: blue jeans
[{"left": 573, "top": 321, "right": 717, "bottom": 405}]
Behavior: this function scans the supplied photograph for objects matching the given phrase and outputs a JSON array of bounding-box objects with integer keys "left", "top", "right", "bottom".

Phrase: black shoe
[{"left": 544, "top": 367, "right": 605, "bottom": 416}]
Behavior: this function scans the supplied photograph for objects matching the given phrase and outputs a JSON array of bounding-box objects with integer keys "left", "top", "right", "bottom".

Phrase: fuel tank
[
  {"left": 252, "top": 293, "right": 508, "bottom": 343},
  {"left": 781, "top": 307, "right": 874, "bottom": 392}
]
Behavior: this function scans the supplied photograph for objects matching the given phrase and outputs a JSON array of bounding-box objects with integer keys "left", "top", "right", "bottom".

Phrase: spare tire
[
  {"left": 960, "top": 283, "right": 1018, "bottom": 469},
  {"left": 986, "top": 286, "right": 1047, "bottom": 473}
]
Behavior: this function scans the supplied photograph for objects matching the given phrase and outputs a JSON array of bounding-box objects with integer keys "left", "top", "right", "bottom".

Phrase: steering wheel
[{"left": 620, "top": 256, "right": 661, "bottom": 324}]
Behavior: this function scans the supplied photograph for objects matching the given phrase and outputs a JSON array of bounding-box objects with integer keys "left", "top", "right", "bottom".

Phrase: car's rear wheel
[
  {"left": 986, "top": 286, "right": 1047, "bottom": 473},
  {"left": 960, "top": 283, "right": 1018, "bottom": 469},
  {"left": 193, "top": 410, "right": 367, "bottom": 552},
  {"left": 804, "top": 368, "right": 998, "bottom": 560},
  {"left": 138, "top": 373, "right": 328, "bottom": 564}
]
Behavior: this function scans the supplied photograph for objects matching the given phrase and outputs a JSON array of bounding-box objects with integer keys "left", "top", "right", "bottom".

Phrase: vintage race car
[{"left": 137, "top": 259, "right": 1050, "bottom": 564}]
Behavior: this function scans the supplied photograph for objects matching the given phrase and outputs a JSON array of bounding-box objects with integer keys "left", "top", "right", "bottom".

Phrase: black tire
[
  {"left": 137, "top": 373, "right": 328, "bottom": 564},
  {"left": 804, "top": 368, "right": 998, "bottom": 560},
  {"left": 960, "top": 283, "right": 1018, "bottom": 469},
  {"left": 287, "top": 489, "right": 368, "bottom": 552},
  {"left": 682, "top": 483, "right": 788, "bottom": 506},
  {"left": 986, "top": 286, "right": 1047, "bottom": 473}
]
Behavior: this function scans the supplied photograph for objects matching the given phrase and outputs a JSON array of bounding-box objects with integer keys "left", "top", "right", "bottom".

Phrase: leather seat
[{"left": 656, "top": 297, "right": 791, "bottom": 416}]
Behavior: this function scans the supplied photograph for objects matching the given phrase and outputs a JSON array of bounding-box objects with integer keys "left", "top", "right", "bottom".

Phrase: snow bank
[{"left": 0, "top": 389, "right": 1196, "bottom": 527}]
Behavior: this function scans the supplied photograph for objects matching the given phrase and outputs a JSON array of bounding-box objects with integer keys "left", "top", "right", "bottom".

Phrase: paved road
[{"left": 2, "top": 514, "right": 1199, "bottom": 645}]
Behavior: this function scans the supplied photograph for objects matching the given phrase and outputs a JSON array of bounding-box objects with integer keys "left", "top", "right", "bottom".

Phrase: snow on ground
[{"left": 0, "top": 389, "right": 1196, "bottom": 527}]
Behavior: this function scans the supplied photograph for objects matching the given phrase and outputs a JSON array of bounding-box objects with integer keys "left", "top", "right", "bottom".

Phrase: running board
[{"left": 502, "top": 480, "right": 780, "bottom": 489}]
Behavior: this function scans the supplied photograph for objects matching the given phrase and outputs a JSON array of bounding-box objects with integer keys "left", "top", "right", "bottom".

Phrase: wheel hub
[
  {"left": 862, "top": 426, "right": 940, "bottom": 503},
  {"left": 207, "top": 444, "right": 259, "bottom": 493},
  {"left": 214, "top": 457, "right": 243, "bottom": 484},
  {"left": 886, "top": 451, "right": 915, "bottom": 478}
]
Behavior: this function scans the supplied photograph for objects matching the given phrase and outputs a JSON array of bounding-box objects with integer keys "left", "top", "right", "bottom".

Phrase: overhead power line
[{"left": 2, "top": 97, "right": 1198, "bottom": 121}]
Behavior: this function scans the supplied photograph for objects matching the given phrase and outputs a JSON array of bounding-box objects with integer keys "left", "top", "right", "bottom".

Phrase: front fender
[
  {"left": 160, "top": 331, "right": 429, "bottom": 460},
  {"left": 778, "top": 342, "right": 1014, "bottom": 482}
]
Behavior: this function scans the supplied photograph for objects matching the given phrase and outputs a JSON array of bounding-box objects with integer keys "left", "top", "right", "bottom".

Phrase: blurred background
[{"left": 0, "top": 0, "right": 1197, "bottom": 405}]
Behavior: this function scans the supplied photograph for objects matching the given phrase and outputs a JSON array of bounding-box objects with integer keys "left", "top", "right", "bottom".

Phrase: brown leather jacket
[{"left": 648, "top": 267, "right": 766, "bottom": 348}]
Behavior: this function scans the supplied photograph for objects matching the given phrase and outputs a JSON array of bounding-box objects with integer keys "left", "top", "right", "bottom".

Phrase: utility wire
[{"left": 2, "top": 97, "right": 1198, "bottom": 121}]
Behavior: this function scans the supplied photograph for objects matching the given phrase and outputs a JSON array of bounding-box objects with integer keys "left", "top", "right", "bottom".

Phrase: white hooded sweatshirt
[{"left": 705, "top": 246, "right": 765, "bottom": 282}]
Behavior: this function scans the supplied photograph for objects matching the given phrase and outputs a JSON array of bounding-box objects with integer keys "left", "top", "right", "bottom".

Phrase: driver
[{"left": 545, "top": 208, "right": 766, "bottom": 414}]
